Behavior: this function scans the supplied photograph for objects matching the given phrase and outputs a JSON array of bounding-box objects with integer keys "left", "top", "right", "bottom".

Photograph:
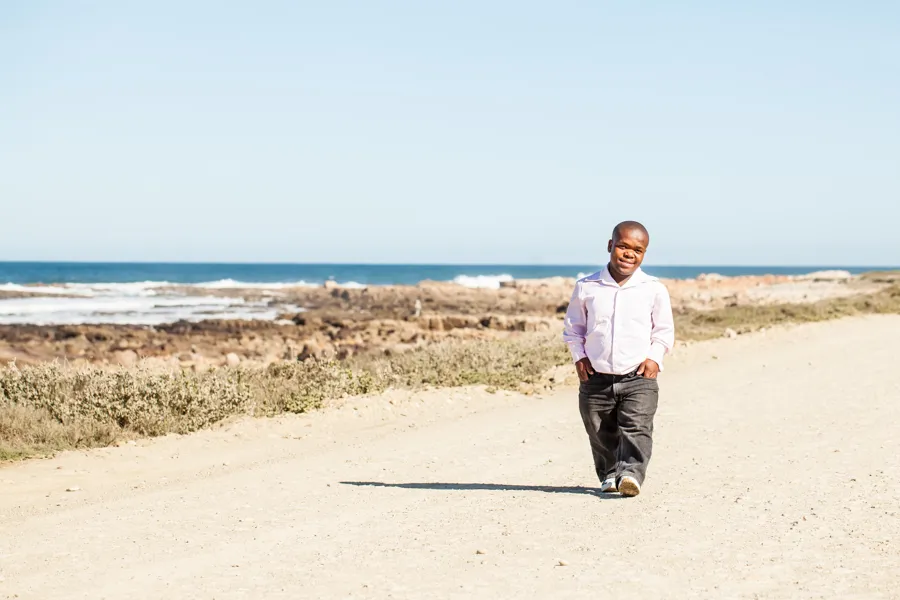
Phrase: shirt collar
[{"left": 585, "top": 265, "right": 654, "bottom": 288}]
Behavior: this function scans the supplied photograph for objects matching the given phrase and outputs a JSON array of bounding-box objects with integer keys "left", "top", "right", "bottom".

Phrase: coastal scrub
[{"left": 2, "top": 284, "right": 899, "bottom": 462}]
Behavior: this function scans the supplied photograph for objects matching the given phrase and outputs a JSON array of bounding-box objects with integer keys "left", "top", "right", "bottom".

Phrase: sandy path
[{"left": 2, "top": 316, "right": 899, "bottom": 599}]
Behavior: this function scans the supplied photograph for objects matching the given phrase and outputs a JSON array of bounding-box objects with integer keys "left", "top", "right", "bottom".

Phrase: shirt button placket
[{"left": 610, "top": 288, "right": 619, "bottom": 373}]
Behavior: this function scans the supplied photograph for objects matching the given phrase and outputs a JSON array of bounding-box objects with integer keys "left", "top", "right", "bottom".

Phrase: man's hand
[
  {"left": 637, "top": 358, "right": 660, "bottom": 379},
  {"left": 575, "top": 358, "right": 595, "bottom": 382}
]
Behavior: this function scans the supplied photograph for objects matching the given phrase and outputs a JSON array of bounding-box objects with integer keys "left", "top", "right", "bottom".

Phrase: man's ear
[{"left": 607, "top": 239, "right": 613, "bottom": 253}]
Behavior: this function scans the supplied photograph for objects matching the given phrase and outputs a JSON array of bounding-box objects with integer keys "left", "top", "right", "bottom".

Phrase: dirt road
[{"left": 2, "top": 316, "right": 899, "bottom": 599}]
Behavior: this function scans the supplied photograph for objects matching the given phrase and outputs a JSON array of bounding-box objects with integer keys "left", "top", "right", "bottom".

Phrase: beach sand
[{"left": 1, "top": 315, "right": 898, "bottom": 598}]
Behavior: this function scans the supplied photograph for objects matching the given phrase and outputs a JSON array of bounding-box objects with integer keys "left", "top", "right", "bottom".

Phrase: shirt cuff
[
  {"left": 647, "top": 342, "right": 668, "bottom": 371},
  {"left": 568, "top": 343, "right": 587, "bottom": 363}
]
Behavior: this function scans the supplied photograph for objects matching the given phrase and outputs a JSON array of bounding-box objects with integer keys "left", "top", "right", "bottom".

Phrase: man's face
[{"left": 607, "top": 228, "right": 649, "bottom": 278}]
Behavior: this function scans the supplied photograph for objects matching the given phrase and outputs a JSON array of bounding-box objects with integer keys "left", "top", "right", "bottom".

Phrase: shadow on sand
[{"left": 340, "top": 481, "right": 627, "bottom": 499}]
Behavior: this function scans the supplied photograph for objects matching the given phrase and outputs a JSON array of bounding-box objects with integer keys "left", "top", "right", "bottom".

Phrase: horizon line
[{"left": 0, "top": 260, "right": 898, "bottom": 269}]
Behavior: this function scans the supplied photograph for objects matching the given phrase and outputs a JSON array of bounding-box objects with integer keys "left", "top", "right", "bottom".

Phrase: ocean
[
  {"left": 0, "top": 262, "right": 886, "bottom": 287},
  {"left": 0, "top": 262, "right": 889, "bottom": 326}
]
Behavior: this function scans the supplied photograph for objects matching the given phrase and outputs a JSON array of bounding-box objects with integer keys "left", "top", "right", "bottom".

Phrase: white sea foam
[
  {"left": 451, "top": 274, "right": 515, "bottom": 289},
  {"left": 194, "top": 279, "right": 320, "bottom": 289},
  {"left": 0, "top": 285, "right": 306, "bottom": 326},
  {"left": 0, "top": 281, "right": 172, "bottom": 297},
  {"left": 331, "top": 280, "right": 367, "bottom": 289},
  {"left": 0, "top": 283, "right": 93, "bottom": 296},
  {"left": 3, "top": 278, "right": 372, "bottom": 298},
  {"left": 66, "top": 281, "right": 171, "bottom": 296}
]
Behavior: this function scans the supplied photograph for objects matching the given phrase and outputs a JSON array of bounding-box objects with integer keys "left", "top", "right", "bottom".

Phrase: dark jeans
[{"left": 578, "top": 371, "right": 660, "bottom": 486}]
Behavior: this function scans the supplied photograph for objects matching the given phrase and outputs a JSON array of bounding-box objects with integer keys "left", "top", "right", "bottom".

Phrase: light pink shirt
[{"left": 562, "top": 266, "right": 675, "bottom": 375}]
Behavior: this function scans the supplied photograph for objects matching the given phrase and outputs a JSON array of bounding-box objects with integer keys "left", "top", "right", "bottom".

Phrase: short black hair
[{"left": 612, "top": 220, "right": 650, "bottom": 243}]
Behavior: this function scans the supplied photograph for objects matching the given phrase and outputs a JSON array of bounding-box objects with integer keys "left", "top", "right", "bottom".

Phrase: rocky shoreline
[{"left": 0, "top": 271, "right": 893, "bottom": 369}]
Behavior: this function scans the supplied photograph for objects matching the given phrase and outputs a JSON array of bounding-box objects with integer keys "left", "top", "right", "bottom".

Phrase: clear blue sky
[{"left": 2, "top": 1, "right": 898, "bottom": 265}]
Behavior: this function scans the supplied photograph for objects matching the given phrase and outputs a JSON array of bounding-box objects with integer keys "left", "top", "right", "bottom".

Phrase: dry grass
[
  {"left": 858, "top": 271, "right": 900, "bottom": 284},
  {"left": 2, "top": 284, "right": 898, "bottom": 463},
  {"left": 1, "top": 334, "right": 568, "bottom": 461},
  {"left": 676, "top": 284, "right": 900, "bottom": 340},
  {"left": 349, "top": 333, "right": 569, "bottom": 390},
  {"left": 0, "top": 405, "right": 119, "bottom": 462}
]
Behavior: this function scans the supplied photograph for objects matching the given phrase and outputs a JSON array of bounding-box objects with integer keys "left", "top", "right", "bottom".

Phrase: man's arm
[
  {"left": 562, "top": 281, "right": 588, "bottom": 362},
  {"left": 563, "top": 282, "right": 595, "bottom": 381},
  {"left": 646, "top": 284, "right": 675, "bottom": 371}
]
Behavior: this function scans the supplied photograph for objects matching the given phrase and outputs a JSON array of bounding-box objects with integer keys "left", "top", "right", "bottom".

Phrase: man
[{"left": 562, "top": 221, "right": 675, "bottom": 497}]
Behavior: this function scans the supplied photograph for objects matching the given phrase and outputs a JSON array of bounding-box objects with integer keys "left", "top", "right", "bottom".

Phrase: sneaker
[
  {"left": 599, "top": 478, "right": 617, "bottom": 493},
  {"left": 618, "top": 476, "right": 641, "bottom": 497}
]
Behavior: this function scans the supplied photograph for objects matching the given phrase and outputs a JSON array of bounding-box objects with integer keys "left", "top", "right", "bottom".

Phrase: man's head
[{"left": 607, "top": 221, "right": 650, "bottom": 280}]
